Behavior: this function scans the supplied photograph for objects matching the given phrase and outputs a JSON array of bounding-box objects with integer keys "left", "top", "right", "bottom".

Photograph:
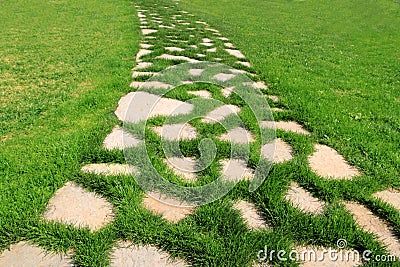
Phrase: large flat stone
[
  {"left": 103, "top": 126, "right": 142, "bottom": 150},
  {"left": 373, "top": 189, "right": 400, "bottom": 211},
  {"left": 201, "top": 104, "right": 240, "bottom": 123},
  {"left": 261, "top": 138, "right": 293, "bottom": 163}
]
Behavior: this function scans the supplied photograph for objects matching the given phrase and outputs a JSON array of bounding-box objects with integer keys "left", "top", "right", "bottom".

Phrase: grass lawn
[{"left": 1, "top": 0, "right": 399, "bottom": 266}]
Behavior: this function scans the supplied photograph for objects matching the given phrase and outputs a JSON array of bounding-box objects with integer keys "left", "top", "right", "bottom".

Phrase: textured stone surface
[
  {"left": 136, "top": 49, "right": 152, "bottom": 61},
  {"left": 134, "top": 62, "right": 153, "bottom": 70},
  {"left": 132, "top": 71, "right": 156, "bottom": 78},
  {"left": 115, "top": 92, "right": 194, "bottom": 123},
  {"left": 164, "top": 157, "right": 198, "bottom": 182},
  {"left": 225, "top": 49, "right": 245, "bottom": 59},
  {"left": 0, "top": 242, "right": 73, "bottom": 267},
  {"left": 233, "top": 200, "right": 268, "bottom": 230},
  {"left": 220, "top": 159, "right": 254, "bottom": 182},
  {"left": 373, "top": 189, "right": 400, "bottom": 211},
  {"left": 285, "top": 182, "right": 325, "bottom": 214},
  {"left": 344, "top": 201, "right": 400, "bottom": 257},
  {"left": 206, "top": 47, "right": 217, "bottom": 53},
  {"left": 81, "top": 163, "right": 138, "bottom": 176},
  {"left": 165, "top": 46, "right": 185, "bottom": 52},
  {"left": 237, "top": 61, "right": 252, "bottom": 68},
  {"left": 103, "top": 126, "right": 142, "bottom": 150},
  {"left": 156, "top": 54, "right": 200, "bottom": 63},
  {"left": 152, "top": 123, "right": 197, "bottom": 141},
  {"left": 202, "top": 104, "right": 240, "bottom": 123},
  {"left": 260, "top": 121, "right": 310, "bottom": 135},
  {"left": 142, "top": 29, "right": 158, "bottom": 35},
  {"left": 110, "top": 241, "right": 186, "bottom": 267},
  {"left": 219, "top": 127, "right": 255, "bottom": 144},
  {"left": 261, "top": 138, "right": 293, "bottom": 163},
  {"left": 43, "top": 182, "right": 114, "bottom": 231},
  {"left": 308, "top": 144, "right": 360, "bottom": 179},
  {"left": 142, "top": 194, "right": 194, "bottom": 223}
]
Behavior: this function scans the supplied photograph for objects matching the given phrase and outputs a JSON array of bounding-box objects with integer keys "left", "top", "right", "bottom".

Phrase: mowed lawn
[{"left": 0, "top": 0, "right": 400, "bottom": 266}]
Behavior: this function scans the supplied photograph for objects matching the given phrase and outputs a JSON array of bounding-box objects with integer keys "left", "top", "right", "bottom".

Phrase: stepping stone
[
  {"left": 200, "top": 42, "right": 214, "bottom": 47},
  {"left": 110, "top": 242, "right": 187, "bottom": 267},
  {"left": 115, "top": 92, "right": 194, "bottom": 123},
  {"left": 201, "top": 104, "right": 241, "bottom": 123},
  {"left": 308, "top": 144, "right": 360, "bottom": 179},
  {"left": 219, "top": 127, "right": 255, "bottom": 144},
  {"left": 137, "top": 13, "right": 146, "bottom": 18},
  {"left": 218, "top": 37, "right": 229, "bottom": 41},
  {"left": 159, "top": 25, "right": 175, "bottom": 29},
  {"left": 156, "top": 54, "right": 200, "bottom": 63},
  {"left": 196, "top": 53, "right": 206, "bottom": 57},
  {"left": 188, "top": 68, "right": 204, "bottom": 76},
  {"left": 243, "top": 81, "right": 268, "bottom": 89},
  {"left": 220, "top": 159, "right": 254, "bottom": 181},
  {"left": 233, "top": 200, "right": 269, "bottom": 230},
  {"left": 142, "top": 29, "right": 158, "bottom": 35},
  {"left": 142, "top": 194, "right": 194, "bottom": 223},
  {"left": 213, "top": 73, "right": 236, "bottom": 82},
  {"left": 152, "top": 123, "right": 197, "bottom": 141},
  {"left": 202, "top": 38, "right": 212, "bottom": 43},
  {"left": 271, "top": 107, "right": 285, "bottom": 112},
  {"left": 267, "top": 95, "right": 279, "bottom": 102},
  {"left": 81, "top": 163, "right": 138, "bottom": 176},
  {"left": 224, "top": 42, "right": 235, "bottom": 48},
  {"left": 132, "top": 71, "right": 156, "bottom": 78},
  {"left": 373, "top": 189, "right": 400, "bottom": 211},
  {"left": 296, "top": 246, "right": 362, "bottom": 267},
  {"left": 260, "top": 121, "right": 310, "bottom": 135},
  {"left": 130, "top": 81, "right": 172, "bottom": 89},
  {"left": 0, "top": 242, "right": 73, "bottom": 267},
  {"left": 261, "top": 138, "right": 293, "bottom": 164},
  {"left": 140, "top": 43, "right": 153, "bottom": 49},
  {"left": 136, "top": 49, "right": 152, "bottom": 62},
  {"left": 221, "top": 86, "right": 235, "bottom": 97},
  {"left": 237, "top": 61, "right": 252, "bottom": 68},
  {"left": 205, "top": 28, "right": 220, "bottom": 33},
  {"left": 133, "top": 62, "right": 153, "bottom": 70},
  {"left": 285, "top": 182, "right": 325, "bottom": 214},
  {"left": 188, "top": 90, "right": 211, "bottom": 99},
  {"left": 196, "top": 21, "right": 207, "bottom": 25},
  {"left": 206, "top": 47, "right": 217, "bottom": 53},
  {"left": 187, "top": 28, "right": 196, "bottom": 30},
  {"left": 103, "top": 126, "right": 142, "bottom": 150},
  {"left": 43, "top": 182, "right": 114, "bottom": 231},
  {"left": 165, "top": 46, "right": 185, "bottom": 52},
  {"left": 189, "top": 44, "right": 198, "bottom": 48},
  {"left": 164, "top": 157, "right": 198, "bottom": 182},
  {"left": 344, "top": 201, "right": 400, "bottom": 257},
  {"left": 225, "top": 49, "right": 245, "bottom": 59}
]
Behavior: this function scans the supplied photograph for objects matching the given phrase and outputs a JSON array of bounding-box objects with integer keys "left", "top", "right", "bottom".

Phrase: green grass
[{"left": 1, "top": 0, "right": 399, "bottom": 266}]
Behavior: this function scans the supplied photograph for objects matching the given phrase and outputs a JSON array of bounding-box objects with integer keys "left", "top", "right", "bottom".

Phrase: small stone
[
  {"left": 267, "top": 95, "right": 279, "bottom": 102},
  {"left": 136, "top": 49, "right": 152, "bottom": 62},
  {"left": 188, "top": 68, "right": 204, "bottom": 76},
  {"left": 260, "top": 121, "right": 310, "bottom": 135},
  {"left": 133, "top": 62, "right": 153, "bottom": 70},
  {"left": 219, "top": 127, "right": 255, "bottom": 144},
  {"left": 202, "top": 38, "right": 212, "bottom": 43},
  {"left": 214, "top": 73, "right": 236, "bottom": 82},
  {"left": 156, "top": 54, "right": 200, "bottom": 63},
  {"left": 196, "top": 21, "right": 207, "bottom": 25},
  {"left": 164, "top": 157, "right": 198, "bottom": 182},
  {"left": 224, "top": 42, "right": 235, "bottom": 48},
  {"left": 237, "top": 61, "right": 252, "bottom": 68},
  {"left": 202, "top": 104, "right": 241, "bottom": 123},
  {"left": 0, "top": 242, "right": 73, "bottom": 267},
  {"left": 196, "top": 53, "right": 206, "bottom": 57},
  {"left": 225, "top": 49, "right": 246, "bottom": 59},
  {"left": 132, "top": 71, "right": 156, "bottom": 78},
  {"left": 233, "top": 200, "right": 269, "bottom": 230},
  {"left": 218, "top": 37, "right": 229, "bottom": 41},
  {"left": 140, "top": 43, "right": 153, "bottom": 49},
  {"left": 220, "top": 159, "right": 254, "bottom": 181},
  {"left": 221, "top": 87, "right": 235, "bottom": 97},
  {"left": 206, "top": 47, "right": 217, "bottom": 53},
  {"left": 308, "top": 144, "right": 360, "bottom": 179},
  {"left": 152, "top": 123, "right": 197, "bottom": 141},
  {"left": 165, "top": 46, "right": 185, "bottom": 52},
  {"left": 103, "top": 126, "right": 142, "bottom": 150},
  {"left": 81, "top": 163, "right": 138, "bottom": 176},
  {"left": 261, "top": 138, "right": 293, "bottom": 163},
  {"left": 43, "top": 182, "right": 114, "bottom": 231},
  {"left": 200, "top": 42, "right": 213, "bottom": 47},
  {"left": 243, "top": 81, "right": 267, "bottom": 89},
  {"left": 188, "top": 90, "right": 211, "bottom": 98},
  {"left": 271, "top": 107, "right": 285, "bottom": 112},
  {"left": 285, "top": 182, "right": 325, "bottom": 214},
  {"left": 142, "top": 29, "right": 158, "bottom": 35}
]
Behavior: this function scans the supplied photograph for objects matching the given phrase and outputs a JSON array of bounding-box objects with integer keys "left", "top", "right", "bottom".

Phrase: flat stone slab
[
  {"left": 373, "top": 189, "right": 400, "bottom": 211},
  {"left": 219, "top": 127, "right": 255, "bottom": 144},
  {"left": 213, "top": 73, "right": 236, "bottom": 82},
  {"left": 220, "top": 159, "right": 254, "bottom": 181},
  {"left": 200, "top": 42, "right": 214, "bottom": 47},
  {"left": 130, "top": 81, "right": 173, "bottom": 89},
  {"left": 225, "top": 49, "right": 245, "bottom": 59},
  {"left": 344, "top": 201, "right": 400, "bottom": 257},
  {"left": 201, "top": 104, "right": 241, "bottom": 123},
  {"left": 224, "top": 42, "right": 235, "bottom": 48},
  {"left": 308, "top": 144, "right": 360, "bottom": 179},
  {"left": 202, "top": 38, "right": 212, "bottom": 43},
  {"left": 165, "top": 46, "right": 185, "bottom": 52},
  {"left": 103, "top": 126, "right": 142, "bottom": 150},
  {"left": 115, "top": 92, "right": 194, "bottom": 123},
  {"left": 221, "top": 87, "right": 235, "bottom": 97},
  {"left": 188, "top": 90, "right": 211, "bottom": 98},
  {"left": 142, "top": 29, "right": 158, "bottom": 35},
  {"left": 285, "top": 182, "right": 325, "bottom": 214},
  {"left": 136, "top": 49, "right": 152, "bottom": 62},
  {"left": 237, "top": 61, "right": 252, "bottom": 68},
  {"left": 110, "top": 241, "right": 186, "bottom": 267},
  {"left": 266, "top": 95, "right": 279, "bottom": 102},
  {"left": 260, "top": 121, "right": 310, "bottom": 135},
  {"left": 261, "top": 138, "right": 293, "bottom": 164},
  {"left": 164, "top": 157, "right": 198, "bottom": 182},
  {"left": 142, "top": 194, "right": 194, "bottom": 223},
  {"left": 140, "top": 43, "right": 153, "bottom": 49},
  {"left": 134, "top": 62, "right": 153, "bottom": 70},
  {"left": 243, "top": 81, "right": 268, "bottom": 89},
  {"left": 0, "top": 242, "right": 73, "bottom": 267},
  {"left": 81, "top": 163, "right": 138, "bottom": 176},
  {"left": 132, "top": 71, "right": 156, "bottom": 78},
  {"left": 233, "top": 200, "right": 269, "bottom": 230},
  {"left": 156, "top": 54, "right": 200, "bottom": 63},
  {"left": 296, "top": 246, "right": 362, "bottom": 267},
  {"left": 43, "top": 182, "right": 114, "bottom": 231},
  {"left": 152, "top": 123, "right": 197, "bottom": 141},
  {"left": 188, "top": 68, "right": 204, "bottom": 76},
  {"left": 206, "top": 47, "right": 217, "bottom": 53}
]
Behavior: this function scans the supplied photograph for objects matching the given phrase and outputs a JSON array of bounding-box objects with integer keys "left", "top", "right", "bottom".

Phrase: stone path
[{"left": 2, "top": 0, "right": 398, "bottom": 266}]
